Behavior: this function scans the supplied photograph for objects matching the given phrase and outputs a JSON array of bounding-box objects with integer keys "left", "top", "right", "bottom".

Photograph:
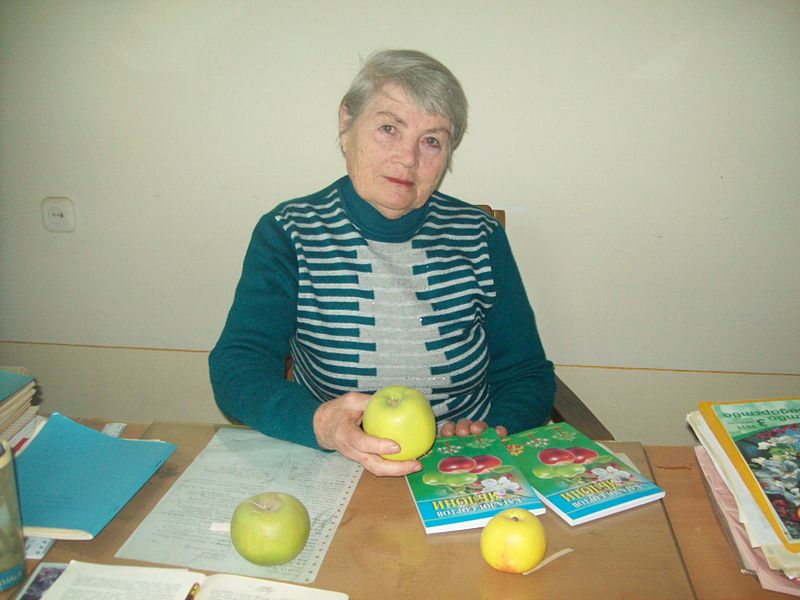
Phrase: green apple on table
[{"left": 230, "top": 492, "right": 310, "bottom": 566}]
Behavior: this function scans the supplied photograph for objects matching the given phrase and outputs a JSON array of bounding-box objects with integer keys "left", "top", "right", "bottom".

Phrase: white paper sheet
[
  {"left": 695, "top": 446, "right": 800, "bottom": 596},
  {"left": 40, "top": 561, "right": 349, "bottom": 600},
  {"left": 116, "top": 427, "right": 362, "bottom": 584}
]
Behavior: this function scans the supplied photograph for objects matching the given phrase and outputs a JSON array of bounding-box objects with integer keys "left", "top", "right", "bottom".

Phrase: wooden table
[{"left": 7, "top": 424, "right": 711, "bottom": 600}]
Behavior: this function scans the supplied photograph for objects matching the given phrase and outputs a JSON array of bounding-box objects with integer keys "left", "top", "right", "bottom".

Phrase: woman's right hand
[{"left": 312, "top": 391, "right": 422, "bottom": 477}]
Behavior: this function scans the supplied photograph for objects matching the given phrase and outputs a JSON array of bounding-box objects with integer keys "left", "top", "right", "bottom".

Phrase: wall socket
[{"left": 42, "top": 197, "right": 76, "bottom": 232}]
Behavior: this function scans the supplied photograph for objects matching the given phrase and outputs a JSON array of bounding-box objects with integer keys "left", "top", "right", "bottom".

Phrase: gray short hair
[{"left": 340, "top": 49, "right": 469, "bottom": 160}]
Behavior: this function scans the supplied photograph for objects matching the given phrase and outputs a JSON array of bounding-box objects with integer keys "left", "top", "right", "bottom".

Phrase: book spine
[{"left": 0, "top": 439, "right": 25, "bottom": 590}]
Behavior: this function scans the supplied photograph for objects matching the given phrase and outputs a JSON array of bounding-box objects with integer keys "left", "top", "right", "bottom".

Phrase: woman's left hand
[{"left": 438, "top": 419, "right": 507, "bottom": 438}]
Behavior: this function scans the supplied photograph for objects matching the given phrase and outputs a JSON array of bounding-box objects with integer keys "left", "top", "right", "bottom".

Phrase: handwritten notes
[{"left": 116, "top": 427, "right": 362, "bottom": 584}]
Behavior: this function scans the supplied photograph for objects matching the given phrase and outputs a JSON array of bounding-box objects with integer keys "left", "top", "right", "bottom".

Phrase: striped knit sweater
[{"left": 209, "top": 176, "right": 555, "bottom": 449}]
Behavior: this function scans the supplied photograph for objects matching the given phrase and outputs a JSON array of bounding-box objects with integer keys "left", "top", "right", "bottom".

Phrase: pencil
[{"left": 184, "top": 582, "right": 201, "bottom": 600}]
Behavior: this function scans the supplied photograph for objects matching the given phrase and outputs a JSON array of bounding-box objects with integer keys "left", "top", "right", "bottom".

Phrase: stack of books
[
  {"left": 0, "top": 367, "right": 40, "bottom": 445},
  {"left": 688, "top": 396, "right": 800, "bottom": 596}
]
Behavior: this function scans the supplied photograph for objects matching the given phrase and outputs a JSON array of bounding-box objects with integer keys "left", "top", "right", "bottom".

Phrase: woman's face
[{"left": 339, "top": 83, "right": 451, "bottom": 220}]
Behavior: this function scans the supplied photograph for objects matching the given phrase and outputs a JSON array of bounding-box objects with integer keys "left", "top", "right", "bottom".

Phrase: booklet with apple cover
[
  {"left": 502, "top": 422, "right": 664, "bottom": 525},
  {"left": 405, "top": 428, "right": 545, "bottom": 534}
]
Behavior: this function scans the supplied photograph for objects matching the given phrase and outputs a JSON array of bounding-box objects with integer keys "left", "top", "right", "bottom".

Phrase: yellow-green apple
[
  {"left": 230, "top": 492, "right": 310, "bottom": 566},
  {"left": 362, "top": 386, "right": 436, "bottom": 460},
  {"left": 532, "top": 465, "right": 556, "bottom": 479},
  {"left": 480, "top": 508, "right": 547, "bottom": 574},
  {"left": 553, "top": 463, "right": 585, "bottom": 478}
]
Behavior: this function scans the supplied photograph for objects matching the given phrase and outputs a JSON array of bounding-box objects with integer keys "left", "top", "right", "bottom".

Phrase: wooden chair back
[
  {"left": 474, "top": 204, "right": 506, "bottom": 228},
  {"left": 474, "top": 203, "right": 613, "bottom": 439}
]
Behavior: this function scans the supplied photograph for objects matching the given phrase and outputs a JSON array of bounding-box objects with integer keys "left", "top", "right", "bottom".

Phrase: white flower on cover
[
  {"left": 752, "top": 456, "right": 767, "bottom": 466},
  {"left": 758, "top": 441, "right": 775, "bottom": 450},
  {"left": 480, "top": 476, "right": 521, "bottom": 497},
  {"left": 773, "top": 435, "right": 796, "bottom": 447},
  {"left": 590, "top": 466, "right": 633, "bottom": 483}
]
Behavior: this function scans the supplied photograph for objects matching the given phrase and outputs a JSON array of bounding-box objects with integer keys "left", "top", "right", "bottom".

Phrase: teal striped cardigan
[{"left": 209, "top": 176, "right": 554, "bottom": 449}]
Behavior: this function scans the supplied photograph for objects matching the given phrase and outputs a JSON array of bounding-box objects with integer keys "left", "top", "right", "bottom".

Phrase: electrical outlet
[{"left": 41, "top": 197, "right": 76, "bottom": 232}]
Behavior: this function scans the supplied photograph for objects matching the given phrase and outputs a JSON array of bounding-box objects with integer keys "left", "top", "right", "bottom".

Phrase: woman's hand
[
  {"left": 439, "top": 418, "right": 507, "bottom": 438},
  {"left": 312, "top": 391, "right": 422, "bottom": 477}
]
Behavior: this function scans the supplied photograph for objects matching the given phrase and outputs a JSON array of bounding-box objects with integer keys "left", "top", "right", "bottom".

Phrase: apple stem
[{"left": 247, "top": 499, "right": 276, "bottom": 511}]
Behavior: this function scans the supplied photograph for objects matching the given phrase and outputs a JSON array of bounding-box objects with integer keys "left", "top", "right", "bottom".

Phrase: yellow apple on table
[
  {"left": 362, "top": 385, "right": 436, "bottom": 460},
  {"left": 480, "top": 508, "right": 547, "bottom": 574}
]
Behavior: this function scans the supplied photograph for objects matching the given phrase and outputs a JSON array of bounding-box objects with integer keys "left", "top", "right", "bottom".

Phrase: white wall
[{"left": 1, "top": 2, "right": 798, "bottom": 442}]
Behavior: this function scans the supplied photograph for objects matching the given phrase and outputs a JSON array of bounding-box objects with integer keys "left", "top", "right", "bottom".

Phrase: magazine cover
[
  {"left": 697, "top": 397, "right": 800, "bottom": 552},
  {"left": 405, "top": 428, "right": 545, "bottom": 534},
  {"left": 503, "top": 422, "right": 664, "bottom": 525}
]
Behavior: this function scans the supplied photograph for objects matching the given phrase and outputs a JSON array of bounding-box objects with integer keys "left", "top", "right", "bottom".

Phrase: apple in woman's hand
[
  {"left": 362, "top": 386, "right": 436, "bottom": 461},
  {"left": 230, "top": 492, "right": 310, "bottom": 566}
]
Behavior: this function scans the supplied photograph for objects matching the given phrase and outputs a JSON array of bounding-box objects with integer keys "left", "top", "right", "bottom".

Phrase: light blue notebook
[{"left": 15, "top": 413, "right": 175, "bottom": 539}]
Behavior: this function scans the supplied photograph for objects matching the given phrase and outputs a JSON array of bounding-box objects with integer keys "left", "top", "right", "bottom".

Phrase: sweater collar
[{"left": 338, "top": 176, "right": 429, "bottom": 242}]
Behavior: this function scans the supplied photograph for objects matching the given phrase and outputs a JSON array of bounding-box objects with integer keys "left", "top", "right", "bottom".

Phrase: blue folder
[{"left": 15, "top": 412, "right": 175, "bottom": 539}]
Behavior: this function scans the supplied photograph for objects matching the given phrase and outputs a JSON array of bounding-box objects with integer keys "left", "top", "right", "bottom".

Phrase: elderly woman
[{"left": 209, "top": 49, "right": 555, "bottom": 477}]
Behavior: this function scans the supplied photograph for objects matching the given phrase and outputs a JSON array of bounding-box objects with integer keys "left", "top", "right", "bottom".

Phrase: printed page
[
  {"left": 117, "top": 427, "right": 362, "bottom": 584},
  {"left": 201, "top": 573, "right": 347, "bottom": 600},
  {"left": 40, "top": 561, "right": 197, "bottom": 600},
  {"left": 687, "top": 411, "right": 777, "bottom": 546},
  {"left": 14, "top": 562, "right": 66, "bottom": 600}
]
